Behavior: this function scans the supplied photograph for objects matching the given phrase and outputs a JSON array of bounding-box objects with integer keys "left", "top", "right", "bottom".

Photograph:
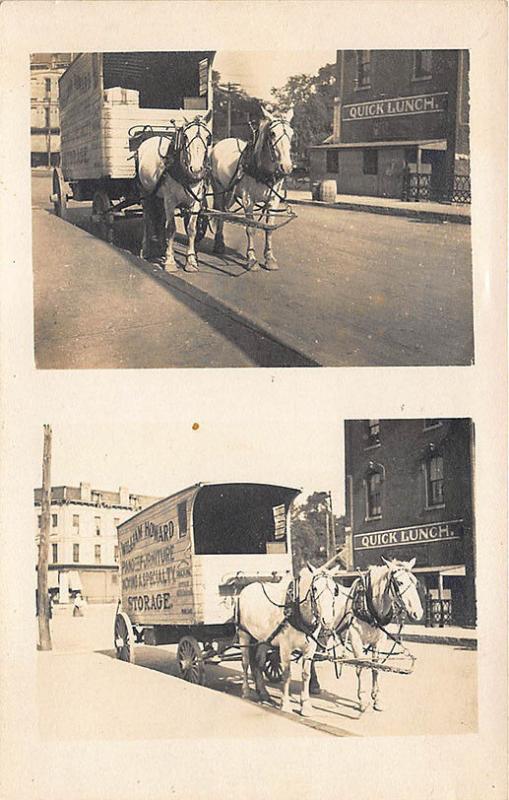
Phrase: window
[
  {"left": 326, "top": 150, "right": 339, "bottom": 173},
  {"left": 94, "top": 545, "right": 101, "bottom": 564},
  {"left": 366, "top": 471, "right": 382, "bottom": 519},
  {"left": 45, "top": 77, "right": 51, "bottom": 94},
  {"left": 38, "top": 515, "right": 42, "bottom": 528},
  {"left": 73, "top": 514, "right": 80, "bottom": 529},
  {"left": 425, "top": 455, "right": 444, "bottom": 507},
  {"left": 366, "top": 419, "right": 380, "bottom": 447},
  {"left": 199, "top": 58, "right": 208, "bottom": 96},
  {"left": 95, "top": 516, "right": 101, "bottom": 536},
  {"left": 52, "top": 513, "right": 58, "bottom": 527},
  {"left": 178, "top": 502, "right": 188, "bottom": 538},
  {"left": 52, "top": 544, "right": 58, "bottom": 564},
  {"left": 413, "top": 50, "right": 432, "bottom": 80},
  {"left": 356, "top": 50, "right": 371, "bottom": 88},
  {"left": 114, "top": 545, "right": 119, "bottom": 563},
  {"left": 363, "top": 149, "right": 378, "bottom": 175},
  {"left": 73, "top": 544, "right": 80, "bottom": 563},
  {"left": 45, "top": 107, "right": 51, "bottom": 128}
]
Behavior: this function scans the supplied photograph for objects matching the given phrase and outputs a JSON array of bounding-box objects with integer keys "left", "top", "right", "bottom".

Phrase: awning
[
  {"left": 310, "top": 139, "right": 447, "bottom": 151},
  {"left": 47, "top": 570, "right": 60, "bottom": 589}
]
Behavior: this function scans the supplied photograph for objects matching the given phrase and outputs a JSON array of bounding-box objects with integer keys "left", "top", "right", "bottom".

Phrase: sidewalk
[
  {"left": 286, "top": 189, "right": 471, "bottom": 225},
  {"left": 390, "top": 622, "right": 477, "bottom": 649}
]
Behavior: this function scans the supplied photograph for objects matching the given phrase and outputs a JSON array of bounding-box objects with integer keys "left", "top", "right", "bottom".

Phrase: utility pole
[
  {"left": 325, "top": 491, "right": 336, "bottom": 560},
  {"left": 37, "top": 424, "right": 52, "bottom": 651}
]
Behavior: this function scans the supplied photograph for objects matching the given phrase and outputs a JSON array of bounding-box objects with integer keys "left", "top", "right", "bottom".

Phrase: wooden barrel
[{"left": 318, "top": 180, "right": 337, "bottom": 203}]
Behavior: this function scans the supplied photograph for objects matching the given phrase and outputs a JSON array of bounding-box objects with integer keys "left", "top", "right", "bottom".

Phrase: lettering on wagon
[
  {"left": 128, "top": 593, "right": 173, "bottom": 612},
  {"left": 120, "top": 519, "right": 176, "bottom": 555}
]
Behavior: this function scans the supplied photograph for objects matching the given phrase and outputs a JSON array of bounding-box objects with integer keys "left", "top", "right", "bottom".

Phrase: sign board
[
  {"left": 354, "top": 519, "right": 463, "bottom": 551},
  {"left": 342, "top": 92, "right": 448, "bottom": 122}
]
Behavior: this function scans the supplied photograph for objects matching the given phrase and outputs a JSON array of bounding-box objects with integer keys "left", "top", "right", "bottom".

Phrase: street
[
  {"left": 38, "top": 603, "right": 477, "bottom": 740},
  {"left": 32, "top": 173, "right": 474, "bottom": 368}
]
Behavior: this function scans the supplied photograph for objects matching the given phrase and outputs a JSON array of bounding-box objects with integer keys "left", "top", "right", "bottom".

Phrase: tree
[
  {"left": 212, "top": 70, "right": 263, "bottom": 141},
  {"left": 291, "top": 491, "right": 346, "bottom": 574},
  {"left": 271, "top": 63, "right": 336, "bottom": 169}
]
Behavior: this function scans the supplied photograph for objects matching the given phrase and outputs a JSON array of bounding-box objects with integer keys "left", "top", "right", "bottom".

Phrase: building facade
[
  {"left": 30, "top": 53, "right": 75, "bottom": 166},
  {"left": 310, "top": 50, "right": 470, "bottom": 201},
  {"left": 35, "top": 483, "right": 160, "bottom": 603},
  {"left": 343, "top": 419, "right": 476, "bottom": 627}
]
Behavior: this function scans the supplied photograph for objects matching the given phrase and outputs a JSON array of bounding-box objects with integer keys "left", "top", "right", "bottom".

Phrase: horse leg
[
  {"left": 161, "top": 192, "right": 178, "bottom": 272},
  {"left": 300, "top": 649, "right": 317, "bottom": 717},
  {"left": 184, "top": 201, "right": 200, "bottom": 273},
  {"left": 141, "top": 194, "right": 159, "bottom": 261},
  {"left": 263, "top": 219, "right": 279, "bottom": 271},
  {"left": 249, "top": 643, "right": 271, "bottom": 704},
  {"left": 371, "top": 646, "right": 383, "bottom": 711},
  {"left": 239, "top": 629, "right": 252, "bottom": 700},
  {"left": 350, "top": 629, "right": 369, "bottom": 712},
  {"left": 245, "top": 205, "right": 260, "bottom": 271},
  {"left": 278, "top": 643, "right": 293, "bottom": 713},
  {"left": 212, "top": 187, "right": 226, "bottom": 255}
]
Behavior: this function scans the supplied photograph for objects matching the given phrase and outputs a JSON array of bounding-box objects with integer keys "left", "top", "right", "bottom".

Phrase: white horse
[
  {"left": 333, "top": 557, "right": 423, "bottom": 712},
  {"left": 136, "top": 112, "right": 212, "bottom": 272},
  {"left": 237, "top": 563, "right": 338, "bottom": 717},
  {"left": 210, "top": 106, "right": 294, "bottom": 271}
]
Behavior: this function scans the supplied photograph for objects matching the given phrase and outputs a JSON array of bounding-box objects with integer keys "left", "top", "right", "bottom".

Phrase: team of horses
[
  {"left": 238, "top": 557, "right": 423, "bottom": 717},
  {"left": 135, "top": 105, "right": 294, "bottom": 273}
]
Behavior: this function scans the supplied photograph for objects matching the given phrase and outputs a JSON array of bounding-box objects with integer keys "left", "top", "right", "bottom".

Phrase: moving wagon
[
  {"left": 114, "top": 482, "right": 300, "bottom": 685},
  {"left": 52, "top": 51, "right": 214, "bottom": 242}
]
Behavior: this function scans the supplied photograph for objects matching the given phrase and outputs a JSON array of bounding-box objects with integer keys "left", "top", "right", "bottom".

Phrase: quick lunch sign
[
  {"left": 354, "top": 520, "right": 463, "bottom": 551},
  {"left": 342, "top": 92, "right": 448, "bottom": 122}
]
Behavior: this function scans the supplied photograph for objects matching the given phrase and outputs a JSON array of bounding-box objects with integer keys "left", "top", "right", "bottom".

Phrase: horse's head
[
  {"left": 301, "top": 562, "right": 339, "bottom": 632},
  {"left": 382, "top": 557, "right": 423, "bottom": 621},
  {"left": 178, "top": 110, "right": 213, "bottom": 182},
  {"left": 259, "top": 105, "right": 294, "bottom": 176}
]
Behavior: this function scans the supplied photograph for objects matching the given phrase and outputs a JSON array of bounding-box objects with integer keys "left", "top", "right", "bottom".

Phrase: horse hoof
[
  {"left": 258, "top": 692, "right": 272, "bottom": 705},
  {"left": 280, "top": 701, "right": 292, "bottom": 714},
  {"left": 241, "top": 688, "right": 251, "bottom": 700},
  {"left": 184, "top": 261, "right": 199, "bottom": 273},
  {"left": 358, "top": 701, "right": 369, "bottom": 713},
  {"left": 373, "top": 701, "right": 384, "bottom": 712},
  {"left": 246, "top": 258, "right": 260, "bottom": 271},
  {"left": 300, "top": 701, "right": 314, "bottom": 718},
  {"left": 213, "top": 241, "right": 225, "bottom": 255},
  {"left": 263, "top": 257, "right": 279, "bottom": 271}
]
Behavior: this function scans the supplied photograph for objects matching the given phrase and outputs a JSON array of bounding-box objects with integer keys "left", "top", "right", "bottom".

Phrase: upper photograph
[{"left": 31, "top": 50, "right": 473, "bottom": 369}]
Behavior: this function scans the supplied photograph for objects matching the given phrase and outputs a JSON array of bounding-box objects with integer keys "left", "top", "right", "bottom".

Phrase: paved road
[
  {"left": 32, "top": 172, "right": 473, "bottom": 368},
  {"left": 42, "top": 604, "right": 477, "bottom": 739}
]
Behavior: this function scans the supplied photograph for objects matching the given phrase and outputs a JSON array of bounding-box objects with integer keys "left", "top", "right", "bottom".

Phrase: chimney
[
  {"left": 119, "top": 486, "right": 129, "bottom": 506},
  {"left": 80, "top": 482, "right": 91, "bottom": 502}
]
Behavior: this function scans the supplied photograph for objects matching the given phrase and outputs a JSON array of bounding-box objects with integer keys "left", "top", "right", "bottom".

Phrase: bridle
[
  {"left": 387, "top": 567, "right": 418, "bottom": 615},
  {"left": 302, "top": 572, "right": 337, "bottom": 631},
  {"left": 177, "top": 118, "right": 212, "bottom": 182},
  {"left": 264, "top": 119, "right": 293, "bottom": 174}
]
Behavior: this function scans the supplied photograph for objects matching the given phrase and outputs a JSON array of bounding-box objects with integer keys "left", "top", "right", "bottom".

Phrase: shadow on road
[{"left": 41, "top": 208, "right": 317, "bottom": 368}]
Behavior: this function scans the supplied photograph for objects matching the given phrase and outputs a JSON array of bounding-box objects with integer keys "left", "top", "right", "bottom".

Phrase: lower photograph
[{"left": 35, "top": 417, "right": 477, "bottom": 739}]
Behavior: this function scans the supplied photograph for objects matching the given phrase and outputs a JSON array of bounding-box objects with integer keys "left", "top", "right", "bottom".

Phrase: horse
[
  {"left": 333, "top": 557, "right": 423, "bottom": 712},
  {"left": 136, "top": 111, "right": 212, "bottom": 272},
  {"left": 237, "top": 562, "right": 338, "bottom": 717},
  {"left": 210, "top": 106, "right": 294, "bottom": 271}
]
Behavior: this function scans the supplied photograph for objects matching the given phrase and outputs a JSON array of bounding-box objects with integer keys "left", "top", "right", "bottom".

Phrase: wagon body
[
  {"left": 116, "top": 482, "right": 299, "bottom": 634},
  {"left": 58, "top": 51, "right": 214, "bottom": 194}
]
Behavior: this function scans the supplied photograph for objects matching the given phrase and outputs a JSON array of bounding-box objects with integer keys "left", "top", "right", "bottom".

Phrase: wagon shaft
[{"left": 203, "top": 207, "right": 297, "bottom": 232}]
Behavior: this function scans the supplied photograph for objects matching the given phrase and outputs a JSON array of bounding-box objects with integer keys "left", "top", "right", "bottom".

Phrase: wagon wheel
[
  {"left": 177, "top": 636, "right": 205, "bottom": 685},
  {"left": 114, "top": 611, "right": 135, "bottom": 664},
  {"left": 92, "top": 189, "right": 115, "bottom": 244},
  {"left": 263, "top": 647, "right": 283, "bottom": 684},
  {"left": 51, "top": 167, "right": 67, "bottom": 219}
]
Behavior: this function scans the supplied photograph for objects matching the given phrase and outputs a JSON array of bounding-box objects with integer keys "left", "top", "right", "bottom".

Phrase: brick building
[
  {"left": 30, "top": 52, "right": 75, "bottom": 166},
  {"left": 310, "top": 50, "right": 470, "bottom": 201},
  {"left": 343, "top": 419, "right": 476, "bottom": 627},
  {"left": 35, "top": 483, "right": 160, "bottom": 603}
]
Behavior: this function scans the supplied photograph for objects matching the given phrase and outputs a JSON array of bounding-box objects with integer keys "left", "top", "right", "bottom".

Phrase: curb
[
  {"left": 401, "top": 633, "right": 477, "bottom": 649},
  {"left": 289, "top": 197, "right": 471, "bottom": 225}
]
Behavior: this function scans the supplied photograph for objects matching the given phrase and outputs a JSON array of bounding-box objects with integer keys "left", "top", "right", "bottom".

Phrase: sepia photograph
[
  {"left": 31, "top": 49, "right": 473, "bottom": 368},
  {"left": 34, "top": 417, "right": 476, "bottom": 740}
]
